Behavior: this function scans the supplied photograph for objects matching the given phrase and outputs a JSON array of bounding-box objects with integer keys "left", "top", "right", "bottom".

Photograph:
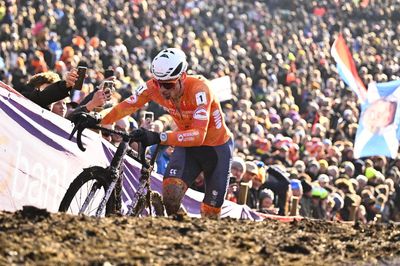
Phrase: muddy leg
[{"left": 162, "top": 178, "right": 187, "bottom": 216}]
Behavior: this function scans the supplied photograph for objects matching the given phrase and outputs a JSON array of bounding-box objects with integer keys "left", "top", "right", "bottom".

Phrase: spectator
[
  {"left": 20, "top": 70, "right": 77, "bottom": 110},
  {"left": 258, "top": 189, "right": 277, "bottom": 215},
  {"left": 1, "top": 0, "right": 400, "bottom": 222},
  {"left": 243, "top": 161, "right": 261, "bottom": 209},
  {"left": 231, "top": 156, "right": 246, "bottom": 183}
]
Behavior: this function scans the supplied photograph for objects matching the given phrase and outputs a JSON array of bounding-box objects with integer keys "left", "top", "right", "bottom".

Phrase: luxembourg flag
[{"left": 331, "top": 34, "right": 367, "bottom": 103}]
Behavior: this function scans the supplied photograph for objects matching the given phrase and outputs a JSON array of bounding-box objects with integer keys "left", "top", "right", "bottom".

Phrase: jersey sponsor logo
[
  {"left": 193, "top": 107, "right": 208, "bottom": 120},
  {"left": 213, "top": 109, "right": 222, "bottom": 129},
  {"left": 169, "top": 169, "right": 178, "bottom": 175},
  {"left": 182, "top": 131, "right": 199, "bottom": 137},
  {"left": 195, "top": 91, "right": 207, "bottom": 106},
  {"left": 176, "top": 131, "right": 199, "bottom": 142},
  {"left": 134, "top": 84, "right": 147, "bottom": 96},
  {"left": 167, "top": 108, "right": 194, "bottom": 117},
  {"left": 126, "top": 94, "right": 137, "bottom": 104}
]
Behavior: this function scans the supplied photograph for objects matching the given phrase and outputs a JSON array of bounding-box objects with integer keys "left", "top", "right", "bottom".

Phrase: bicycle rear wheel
[
  {"left": 151, "top": 191, "right": 165, "bottom": 216},
  {"left": 58, "top": 166, "right": 115, "bottom": 216},
  {"left": 128, "top": 191, "right": 165, "bottom": 217},
  {"left": 130, "top": 196, "right": 146, "bottom": 217}
]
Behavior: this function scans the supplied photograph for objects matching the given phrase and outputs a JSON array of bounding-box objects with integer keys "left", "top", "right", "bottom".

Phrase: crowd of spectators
[{"left": 1, "top": 0, "right": 400, "bottom": 222}]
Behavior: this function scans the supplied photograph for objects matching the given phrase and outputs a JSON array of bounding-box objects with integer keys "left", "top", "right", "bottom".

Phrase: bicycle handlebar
[{"left": 68, "top": 122, "right": 143, "bottom": 152}]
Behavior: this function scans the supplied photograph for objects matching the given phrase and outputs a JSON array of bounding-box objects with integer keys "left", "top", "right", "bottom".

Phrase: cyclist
[{"left": 100, "top": 48, "right": 234, "bottom": 218}]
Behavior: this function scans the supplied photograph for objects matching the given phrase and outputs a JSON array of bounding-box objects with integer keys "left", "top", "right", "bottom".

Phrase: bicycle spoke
[
  {"left": 79, "top": 182, "right": 100, "bottom": 214},
  {"left": 65, "top": 179, "right": 106, "bottom": 216}
]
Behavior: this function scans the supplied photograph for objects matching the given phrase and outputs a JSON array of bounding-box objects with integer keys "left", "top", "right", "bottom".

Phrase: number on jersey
[{"left": 195, "top": 91, "right": 207, "bottom": 106}]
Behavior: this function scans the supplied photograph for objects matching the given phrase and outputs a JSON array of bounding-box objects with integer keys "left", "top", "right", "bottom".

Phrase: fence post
[
  {"left": 289, "top": 196, "right": 299, "bottom": 216},
  {"left": 374, "top": 214, "right": 382, "bottom": 224},
  {"left": 237, "top": 182, "right": 250, "bottom": 205}
]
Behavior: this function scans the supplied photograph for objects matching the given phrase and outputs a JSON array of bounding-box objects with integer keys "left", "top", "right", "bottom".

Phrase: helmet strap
[
  {"left": 177, "top": 79, "right": 184, "bottom": 98},
  {"left": 171, "top": 79, "right": 184, "bottom": 103}
]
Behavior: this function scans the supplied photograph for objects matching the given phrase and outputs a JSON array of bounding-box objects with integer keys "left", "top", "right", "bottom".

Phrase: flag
[
  {"left": 354, "top": 79, "right": 400, "bottom": 159},
  {"left": 331, "top": 34, "right": 367, "bottom": 102}
]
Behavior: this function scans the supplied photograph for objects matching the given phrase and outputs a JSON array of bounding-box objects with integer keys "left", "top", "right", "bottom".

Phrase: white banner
[{"left": 210, "top": 76, "right": 232, "bottom": 102}]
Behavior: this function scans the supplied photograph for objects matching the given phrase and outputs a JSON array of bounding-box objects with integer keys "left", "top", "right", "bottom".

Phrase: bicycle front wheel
[{"left": 58, "top": 166, "right": 113, "bottom": 216}]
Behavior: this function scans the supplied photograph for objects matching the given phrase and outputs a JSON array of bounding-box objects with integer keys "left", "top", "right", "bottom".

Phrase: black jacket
[{"left": 19, "top": 80, "right": 70, "bottom": 110}]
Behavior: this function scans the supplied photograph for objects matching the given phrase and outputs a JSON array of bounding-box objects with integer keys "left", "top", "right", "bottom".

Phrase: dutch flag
[{"left": 331, "top": 33, "right": 367, "bottom": 103}]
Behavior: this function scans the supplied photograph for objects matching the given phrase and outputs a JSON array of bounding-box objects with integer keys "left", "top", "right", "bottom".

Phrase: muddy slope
[{"left": 0, "top": 207, "right": 400, "bottom": 265}]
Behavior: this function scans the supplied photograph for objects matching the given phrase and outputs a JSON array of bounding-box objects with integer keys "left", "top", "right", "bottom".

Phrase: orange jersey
[{"left": 101, "top": 75, "right": 233, "bottom": 147}]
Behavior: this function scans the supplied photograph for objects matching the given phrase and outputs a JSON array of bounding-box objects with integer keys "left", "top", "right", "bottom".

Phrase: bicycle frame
[
  {"left": 126, "top": 144, "right": 160, "bottom": 216},
  {"left": 73, "top": 125, "right": 160, "bottom": 217},
  {"left": 94, "top": 135, "right": 130, "bottom": 217}
]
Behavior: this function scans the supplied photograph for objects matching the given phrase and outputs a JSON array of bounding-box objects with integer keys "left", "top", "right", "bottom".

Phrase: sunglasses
[{"left": 156, "top": 80, "right": 178, "bottom": 90}]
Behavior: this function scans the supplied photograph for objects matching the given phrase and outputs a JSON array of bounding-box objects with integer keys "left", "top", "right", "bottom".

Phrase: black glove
[
  {"left": 69, "top": 111, "right": 101, "bottom": 128},
  {"left": 133, "top": 127, "right": 161, "bottom": 147}
]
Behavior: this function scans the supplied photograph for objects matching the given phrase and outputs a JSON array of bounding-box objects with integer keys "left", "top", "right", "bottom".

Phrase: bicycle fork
[
  {"left": 79, "top": 181, "right": 102, "bottom": 215},
  {"left": 95, "top": 178, "right": 119, "bottom": 217},
  {"left": 78, "top": 170, "right": 120, "bottom": 217}
]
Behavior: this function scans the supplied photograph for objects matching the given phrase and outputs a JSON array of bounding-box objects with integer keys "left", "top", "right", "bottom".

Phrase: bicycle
[{"left": 58, "top": 114, "right": 165, "bottom": 217}]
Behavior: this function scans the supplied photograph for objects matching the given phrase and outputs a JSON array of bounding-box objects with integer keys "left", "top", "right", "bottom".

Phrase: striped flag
[{"left": 331, "top": 34, "right": 367, "bottom": 102}]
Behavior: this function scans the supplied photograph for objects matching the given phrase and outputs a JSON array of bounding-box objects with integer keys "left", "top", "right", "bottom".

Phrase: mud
[{"left": 1, "top": 206, "right": 400, "bottom": 265}]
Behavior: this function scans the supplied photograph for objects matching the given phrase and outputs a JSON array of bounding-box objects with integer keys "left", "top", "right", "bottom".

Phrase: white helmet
[{"left": 151, "top": 48, "right": 188, "bottom": 81}]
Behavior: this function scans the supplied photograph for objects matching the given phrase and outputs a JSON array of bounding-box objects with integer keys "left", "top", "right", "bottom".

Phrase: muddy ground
[{"left": 0, "top": 206, "right": 400, "bottom": 266}]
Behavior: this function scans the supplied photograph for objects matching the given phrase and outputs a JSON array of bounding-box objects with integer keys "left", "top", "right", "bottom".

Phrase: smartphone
[
  {"left": 103, "top": 80, "right": 114, "bottom": 92},
  {"left": 104, "top": 69, "right": 114, "bottom": 78},
  {"left": 103, "top": 80, "right": 114, "bottom": 100},
  {"left": 144, "top": 111, "right": 154, "bottom": 122},
  {"left": 73, "top": 66, "right": 87, "bottom": 90}
]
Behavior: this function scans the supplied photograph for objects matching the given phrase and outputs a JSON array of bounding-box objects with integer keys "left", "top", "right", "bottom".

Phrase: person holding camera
[
  {"left": 66, "top": 71, "right": 116, "bottom": 120},
  {"left": 19, "top": 70, "right": 78, "bottom": 110},
  {"left": 99, "top": 48, "right": 234, "bottom": 219}
]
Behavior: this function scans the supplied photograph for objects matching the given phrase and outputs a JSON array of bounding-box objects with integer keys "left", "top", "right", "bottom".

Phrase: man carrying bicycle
[{"left": 100, "top": 48, "right": 234, "bottom": 219}]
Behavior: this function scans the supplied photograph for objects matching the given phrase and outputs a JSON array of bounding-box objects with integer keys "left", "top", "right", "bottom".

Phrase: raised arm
[{"left": 101, "top": 83, "right": 150, "bottom": 125}]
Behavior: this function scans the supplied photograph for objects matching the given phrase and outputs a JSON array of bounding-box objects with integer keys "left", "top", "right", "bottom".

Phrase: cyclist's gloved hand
[{"left": 134, "top": 127, "right": 161, "bottom": 147}]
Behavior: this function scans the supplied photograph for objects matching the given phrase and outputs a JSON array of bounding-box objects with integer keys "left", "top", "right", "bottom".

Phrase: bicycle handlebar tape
[{"left": 77, "top": 127, "right": 86, "bottom": 151}]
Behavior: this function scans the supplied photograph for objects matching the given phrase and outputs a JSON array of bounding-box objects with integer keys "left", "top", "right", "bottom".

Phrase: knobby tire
[
  {"left": 151, "top": 191, "right": 165, "bottom": 216},
  {"left": 58, "top": 166, "right": 117, "bottom": 216}
]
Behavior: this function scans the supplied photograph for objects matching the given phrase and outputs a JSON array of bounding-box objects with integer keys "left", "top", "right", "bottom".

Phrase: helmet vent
[{"left": 170, "top": 62, "right": 183, "bottom": 77}]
